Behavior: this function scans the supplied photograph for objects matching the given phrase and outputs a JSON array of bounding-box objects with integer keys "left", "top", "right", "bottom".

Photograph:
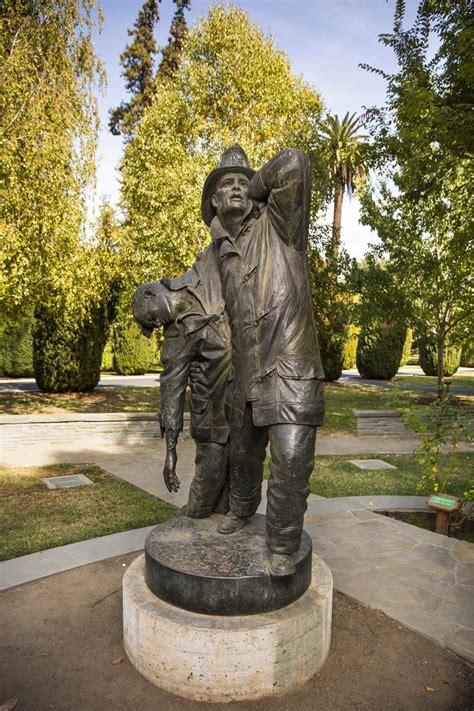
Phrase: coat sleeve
[
  {"left": 248, "top": 148, "right": 311, "bottom": 252},
  {"left": 159, "top": 328, "right": 197, "bottom": 434}
]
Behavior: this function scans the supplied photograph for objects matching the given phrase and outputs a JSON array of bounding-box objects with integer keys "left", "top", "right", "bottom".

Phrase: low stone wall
[
  {"left": 0, "top": 412, "right": 191, "bottom": 448},
  {"left": 353, "top": 409, "right": 416, "bottom": 437}
]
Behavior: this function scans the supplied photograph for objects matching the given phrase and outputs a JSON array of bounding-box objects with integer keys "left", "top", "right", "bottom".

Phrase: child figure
[{"left": 132, "top": 255, "right": 231, "bottom": 517}]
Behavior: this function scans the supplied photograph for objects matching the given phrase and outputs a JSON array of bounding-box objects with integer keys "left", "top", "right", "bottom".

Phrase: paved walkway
[{"left": 1, "top": 435, "right": 473, "bottom": 663}]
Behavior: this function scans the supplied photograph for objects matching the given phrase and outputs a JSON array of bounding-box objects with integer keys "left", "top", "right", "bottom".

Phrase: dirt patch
[{"left": 1, "top": 553, "right": 472, "bottom": 710}]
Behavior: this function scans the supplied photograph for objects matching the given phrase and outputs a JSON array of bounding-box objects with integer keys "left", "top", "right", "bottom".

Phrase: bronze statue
[
  {"left": 132, "top": 248, "right": 231, "bottom": 518},
  {"left": 134, "top": 144, "right": 325, "bottom": 578},
  {"left": 197, "top": 144, "right": 325, "bottom": 576}
]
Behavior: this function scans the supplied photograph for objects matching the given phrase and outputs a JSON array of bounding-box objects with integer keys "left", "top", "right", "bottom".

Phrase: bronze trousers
[
  {"left": 186, "top": 440, "right": 229, "bottom": 518},
  {"left": 229, "top": 404, "right": 316, "bottom": 554}
]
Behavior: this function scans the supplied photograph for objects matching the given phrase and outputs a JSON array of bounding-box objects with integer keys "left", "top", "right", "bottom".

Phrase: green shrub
[
  {"left": 0, "top": 311, "right": 34, "bottom": 377},
  {"left": 419, "top": 337, "right": 461, "bottom": 376},
  {"left": 112, "top": 319, "right": 156, "bottom": 375},
  {"left": 101, "top": 339, "right": 114, "bottom": 371},
  {"left": 460, "top": 341, "right": 474, "bottom": 368},
  {"left": 318, "top": 329, "right": 345, "bottom": 382},
  {"left": 33, "top": 304, "right": 109, "bottom": 392},
  {"left": 342, "top": 325, "right": 359, "bottom": 370},
  {"left": 399, "top": 327, "right": 413, "bottom": 367},
  {"left": 356, "top": 322, "right": 406, "bottom": 379}
]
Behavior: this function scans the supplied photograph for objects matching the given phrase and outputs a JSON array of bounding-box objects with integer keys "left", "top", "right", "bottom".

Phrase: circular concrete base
[{"left": 123, "top": 554, "right": 333, "bottom": 703}]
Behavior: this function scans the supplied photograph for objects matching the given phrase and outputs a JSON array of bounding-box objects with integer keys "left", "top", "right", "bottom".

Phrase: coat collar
[{"left": 209, "top": 202, "right": 257, "bottom": 244}]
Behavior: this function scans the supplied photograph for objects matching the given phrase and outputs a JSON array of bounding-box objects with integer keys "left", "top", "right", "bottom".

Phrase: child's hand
[{"left": 163, "top": 449, "right": 180, "bottom": 493}]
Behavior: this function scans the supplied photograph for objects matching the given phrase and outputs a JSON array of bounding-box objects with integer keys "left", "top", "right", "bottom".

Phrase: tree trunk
[
  {"left": 332, "top": 182, "right": 344, "bottom": 260},
  {"left": 437, "top": 331, "right": 445, "bottom": 399}
]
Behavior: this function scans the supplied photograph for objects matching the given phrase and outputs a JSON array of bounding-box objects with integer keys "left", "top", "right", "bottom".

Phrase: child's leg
[{"left": 186, "top": 441, "right": 229, "bottom": 518}]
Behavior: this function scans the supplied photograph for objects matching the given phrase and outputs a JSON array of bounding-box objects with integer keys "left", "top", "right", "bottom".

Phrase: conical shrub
[
  {"left": 356, "top": 322, "right": 406, "bottom": 380},
  {"left": 33, "top": 304, "right": 108, "bottom": 392},
  {"left": 419, "top": 337, "right": 461, "bottom": 377}
]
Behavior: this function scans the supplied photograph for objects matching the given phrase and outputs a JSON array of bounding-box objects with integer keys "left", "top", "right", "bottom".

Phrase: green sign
[{"left": 427, "top": 493, "right": 461, "bottom": 512}]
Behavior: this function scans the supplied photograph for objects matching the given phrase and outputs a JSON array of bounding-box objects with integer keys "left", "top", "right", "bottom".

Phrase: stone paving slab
[
  {"left": 304, "top": 508, "right": 474, "bottom": 662},
  {"left": 0, "top": 526, "right": 155, "bottom": 590}
]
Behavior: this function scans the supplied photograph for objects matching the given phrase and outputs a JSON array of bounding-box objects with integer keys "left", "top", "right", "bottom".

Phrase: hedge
[
  {"left": 33, "top": 304, "right": 109, "bottom": 392},
  {"left": 356, "top": 322, "right": 406, "bottom": 380},
  {"left": 419, "top": 337, "right": 461, "bottom": 377},
  {"left": 0, "top": 311, "right": 34, "bottom": 377},
  {"left": 112, "top": 319, "right": 157, "bottom": 375}
]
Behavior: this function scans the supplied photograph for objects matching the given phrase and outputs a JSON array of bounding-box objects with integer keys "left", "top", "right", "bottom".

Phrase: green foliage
[
  {"left": 359, "top": 0, "right": 474, "bottom": 394},
  {"left": 396, "top": 391, "right": 473, "bottom": 498},
  {"left": 112, "top": 319, "right": 157, "bottom": 375},
  {"left": 33, "top": 301, "right": 109, "bottom": 393},
  {"left": 356, "top": 322, "right": 406, "bottom": 380},
  {"left": 419, "top": 337, "right": 461, "bottom": 377},
  {"left": 461, "top": 341, "right": 474, "bottom": 368},
  {"left": 342, "top": 325, "right": 359, "bottom": 370},
  {"left": 319, "top": 112, "right": 368, "bottom": 257},
  {"left": 0, "top": 310, "right": 34, "bottom": 377},
  {"left": 109, "top": 0, "right": 160, "bottom": 137},
  {"left": 0, "top": 0, "right": 102, "bottom": 313},
  {"left": 120, "top": 5, "right": 324, "bottom": 287},
  {"left": 308, "top": 228, "right": 355, "bottom": 382},
  {"left": 32, "top": 207, "right": 122, "bottom": 393},
  {"left": 101, "top": 339, "right": 114, "bottom": 372},
  {"left": 159, "top": 0, "right": 191, "bottom": 78},
  {"left": 400, "top": 327, "right": 413, "bottom": 367}
]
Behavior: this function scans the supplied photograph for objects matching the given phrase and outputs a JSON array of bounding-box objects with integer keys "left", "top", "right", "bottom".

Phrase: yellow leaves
[{"left": 121, "top": 4, "right": 324, "bottom": 288}]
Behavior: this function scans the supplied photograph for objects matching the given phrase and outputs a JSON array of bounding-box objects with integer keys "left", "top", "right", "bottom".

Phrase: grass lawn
[
  {"left": 0, "top": 386, "right": 162, "bottom": 415},
  {"left": 394, "top": 374, "right": 474, "bottom": 390},
  {"left": 0, "top": 379, "right": 471, "bottom": 433},
  {"left": 0, "top": 381, "right": 400, "bottom": 432},
  {"left": 0, "top": 464, "right": 177, "bottom": 561},
  {"left": 309, "top": 452, "right": 473, "bottom": 498},
  {"left": 322, "top": 382, "right": 414, "bottom": 433}
]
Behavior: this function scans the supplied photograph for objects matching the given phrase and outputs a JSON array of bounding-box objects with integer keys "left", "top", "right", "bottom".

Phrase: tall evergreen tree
[
  {"left": 109, "top": 0, "right": 160, "bottom": 137},
  {"left": 159, "top": 0, "right": 191, "bottom": 78}
]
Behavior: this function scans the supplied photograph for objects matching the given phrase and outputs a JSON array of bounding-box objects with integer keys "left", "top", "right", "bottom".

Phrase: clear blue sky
[{"left": 92, "top": 0, "right": 419, "bottom": 258}]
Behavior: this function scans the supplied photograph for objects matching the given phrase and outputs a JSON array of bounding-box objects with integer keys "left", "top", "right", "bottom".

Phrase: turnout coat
[{"left": 202, "top": 148, "right": 325, "bottom": 429}]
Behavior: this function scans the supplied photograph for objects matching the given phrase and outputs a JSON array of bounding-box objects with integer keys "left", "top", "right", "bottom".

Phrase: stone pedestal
[{"left": 123, "top": 514, "right": 332, "bottom": 702}]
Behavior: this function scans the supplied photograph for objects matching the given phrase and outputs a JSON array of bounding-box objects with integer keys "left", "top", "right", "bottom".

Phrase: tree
[
  {"left": 159, "top": 0, "right": 191, "bottom": 78},
  {"left": 319, "top": 112, "right": 368, "bottom": 259},
  {"left": 308, "top": 228, "right": 355, "bottom": 381},
  {"left": 32, "top": 236, "right": 120, "bottom": 391},
  {"left": 109, "top": 0, "right": 191, "bottom": 138},
  {"left": 360, "top": 0, "right": 474, "bottom": 397},
  {"left": 0, "top": 0, "right": 103, "bottom": 314},
  {"left": 109, "top": 0, "right": 160, "bottom": 137},
  {"left": 119, "top": 5, "right": 325, "bottom": 289}
]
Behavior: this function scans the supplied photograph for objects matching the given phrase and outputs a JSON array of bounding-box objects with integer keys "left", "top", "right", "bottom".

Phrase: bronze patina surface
[{"left": 144, "top": 513, "right": 312, "bottom": 615}]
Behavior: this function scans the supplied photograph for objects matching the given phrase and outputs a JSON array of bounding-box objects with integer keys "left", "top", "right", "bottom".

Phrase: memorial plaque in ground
[
  {"left": 349, "top": 459, "right": 397, "bottom": 470},
  {"left": 41, "top": 474, "right": 93, "bottom": 489}
]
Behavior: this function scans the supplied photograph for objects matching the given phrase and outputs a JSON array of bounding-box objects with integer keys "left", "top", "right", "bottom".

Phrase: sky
[{"left": 92, "top": 0, "right": 419, "bottom": 259}]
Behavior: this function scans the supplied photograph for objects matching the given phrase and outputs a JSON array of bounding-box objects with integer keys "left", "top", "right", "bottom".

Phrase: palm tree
[{"left": 320, "top": 112, "right": 368, "bottom": 259}]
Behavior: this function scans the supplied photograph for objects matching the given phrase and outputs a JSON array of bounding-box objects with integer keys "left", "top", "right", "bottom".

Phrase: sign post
[{"left": 427, "top": 493, "right": 462, "bottom": 535}]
